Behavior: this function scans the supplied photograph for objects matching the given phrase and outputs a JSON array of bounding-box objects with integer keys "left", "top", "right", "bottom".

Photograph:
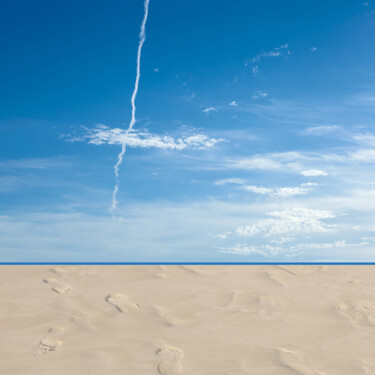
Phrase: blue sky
[{"left": 1, "top": 0, "right": 375, "bottom": 261}]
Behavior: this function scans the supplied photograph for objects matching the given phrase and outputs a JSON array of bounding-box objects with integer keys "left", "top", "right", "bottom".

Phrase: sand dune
[{"left": 1, "top": 265, "right": 375, "bottom": 374}]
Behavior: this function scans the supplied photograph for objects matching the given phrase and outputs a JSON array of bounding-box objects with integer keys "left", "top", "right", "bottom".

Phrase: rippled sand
[{"left": 1, "top": 265, "right": 375, "bottom": 374}]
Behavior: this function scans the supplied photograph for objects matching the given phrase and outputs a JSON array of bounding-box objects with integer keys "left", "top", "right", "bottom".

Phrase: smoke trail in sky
[{"left": 110, "top": 0, "right": 150, "bottom": 213}]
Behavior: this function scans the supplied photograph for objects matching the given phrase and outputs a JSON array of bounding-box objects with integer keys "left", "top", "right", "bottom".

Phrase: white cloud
[
  {"left": 244, "top": 185, "right": 273, "bottom": 195},
  {"left": 244, "top": 185, "right": 310, "bottom": 197},
  {"left": 235, "top": 207, "right": 335, "bottom": 238},
  {"left": 302, "top": 125, "right": 341, "bottom": 135},
  {"left": 250, "top": 44, "right": 289, "bottom": 63},
  {"left": 69, "top": 126, "right": 224, "bottom": 151},
  {"left": 252, "top": 65, "right": 259, "bottom": 76},
  {"left": 349, "top": 149, "right": 375, "bottom": 162},
  {"left": 228, "top": 157, "right": 283, "bottom": 171},
  {"left": 217, "top": 231, "right": 231, "bottom": 239},
  {"left": 219, "top": 244, "right": 271, "bottom": 257},
  {"left": 202, "top": 107, "right": 217, "bottom": 113},
  {"left": 219, "top": 239, "right": 369, "bottom": 257},
  {"left": 310, "top": 47, "right": 317, "bottom": 52},
  {"left": 290, "top": 240, "right": 369, "bottom": 251},
  {"left": 215, "top": 178, "right": 246, "bottom": 186},
  {"left": 273, "top": 186, "right": 310, "bottom": 197},
  {"left": 301, "top": 169, "right": 327, "bottom": 177},
  {"left": 251, "top": 92, "right": 268, "bottom": 100},
  {"left": 229, "top": 101, "right": 238, "bottom": 106},
  {"left": 216, "top": 178, "right": 313, "bottom": 197},
  {"left": 270, "top": 236, "right": 296, "bottom": 245},
  {"left": 352, "top": 134, "right": 375, "bottom": 146}
]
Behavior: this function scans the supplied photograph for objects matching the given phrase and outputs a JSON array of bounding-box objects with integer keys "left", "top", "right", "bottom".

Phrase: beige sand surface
[{"left": 1, "top": 265, "right": 375, "bottom": 374}]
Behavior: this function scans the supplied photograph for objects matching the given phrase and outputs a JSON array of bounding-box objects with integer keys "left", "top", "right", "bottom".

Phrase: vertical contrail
[{"left": 110, "top": 0, "right": 150, "bottom": 213}]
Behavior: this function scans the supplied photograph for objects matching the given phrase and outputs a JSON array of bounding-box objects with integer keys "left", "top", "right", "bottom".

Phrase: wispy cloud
[
  {"left": 244, "top": 185, "right": 311, "bottom": 197},
  {"left": 202, "top": 107, "right": 218, "bottom": 113},
  {"left": 301, "top": 125, "right": 342, "bottom": 136},
  {"left": 251, "top": 91, "right": 268, "bottom": 100},
  {"left": 349, "top": 149, "right": 375, "bottom": 162},
  {"left": 227, "top": 157, "right": 285, "bottom": 171},
  {"left": 214, "top": 178, "right": 246, "bottom": 186},
  {"left": 235, "top": 208, "right": 335, "bottom": 238},
  {"left": 301, "top": 169, "right": 327, "bottom": 177},
  {"left": 215, "top": 177, "right": 315, "bottom": 197},
  {"left": 352, "top": 133, "right": 375, "bottom": 146},
  {"left": 290, "top": 240, "right": 369, "bottom": 251},
  {"left": 68, "top": 125, "right": 224, "bottom": 150},
  {"left": 249, "top": 44, "right": 289, "bottom": 63},
  {"left": 219, "top": 244, "right": 274, "bottom": 257},
  {"left": 219, "top": 239, "right": 368, "bottom": 257}
]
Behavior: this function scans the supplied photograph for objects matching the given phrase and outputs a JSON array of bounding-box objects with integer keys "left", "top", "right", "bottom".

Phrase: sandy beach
[{"left": 1, "top": 265, "right": 375, "bottom": 374}]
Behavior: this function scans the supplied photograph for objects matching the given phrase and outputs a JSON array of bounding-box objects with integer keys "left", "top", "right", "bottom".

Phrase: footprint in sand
[
  {"left": 154, "top": 265, "right": 170, "bottom": 279},
  {"left": 278, "top": 348, "right": 325, "bottom": 375},
  {"left": 360, "top": 360, "right": 375, "bottom": 374},
  {"left": 43, "top": 278, "right": 72, "bottom": 294},
  {"left": 50, "top": 267, "right": 69, "bottom": 276},
  {"left": 105, "top": 293, "right": 183, "bottom": 327},
  {"left": 223, "top": 291, "right": 287, "bottom": 319},
  {"left": 156, "top": 345, "right": 184, "bottom": 374},
  {"left": 37, "top": 326, "right": 65, "bottom": 354},
  {"left": 144, "top": 305, "right": 183, "bottom": 327},
  {"left": 336, "top": 300, "right": 375, "bottom": 327},
  {"left": 105, "top": 293, "right": 139, "bottom": 313}
]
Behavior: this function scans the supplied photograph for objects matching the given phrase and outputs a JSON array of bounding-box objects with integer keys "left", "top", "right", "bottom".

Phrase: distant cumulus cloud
[
  {"left": 219, "top": 244, "right": 272, "bottom": 257},
  {"left": 214, "top": 178, "right": 246, "bottom": 186},
  {"left": 243, "top": 185, "right": 273, "bottom": 195},
  {"left": 352, "top": 133, "right": 375, "bottom": 146},
  {"left": 251, "top": 91, "right": 268, "bottom": 100},
  {"left": 250, "top": 44, "right": 289, "bottom": 63},
  {"left": 302, "top": 125, "right": 341, "bottom": 135},
  {"left": 290, "top": 240, "right": 369, "bottom": 251},
  {"left": 235, "top": 207, "right": 334, "bottom": 238},
  {"left": 217, "top": 231, "right": 231, "bottom": 239},
  {"left": 301, "top": 169, "right": 327, "bottom": 177},
  {"left": 270, "top": 236, "right": 296, "bottom": 245},
  {"left": 228, "top": 157, "right": 282, "bottom": 171},
  {"left": 229, "top": 101, "right": 238, "bottom": 106},
  {"left": 244, "top": 185, "right": 311, "bottom": 197},
  {"left": 215, "top": 178, "right": 313, "bottom": 196},
  {"left": 202, "top": 107, "right": 218, "bottom": 113},
  {"left": 349, "top": 149, "right": 375, "bottom": 162},
  {"left": 68, "top": 125, "right": 224, "bottom": 150},
  {"left": 219, "top": 239, "right": 368, "bottom": 257}
]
